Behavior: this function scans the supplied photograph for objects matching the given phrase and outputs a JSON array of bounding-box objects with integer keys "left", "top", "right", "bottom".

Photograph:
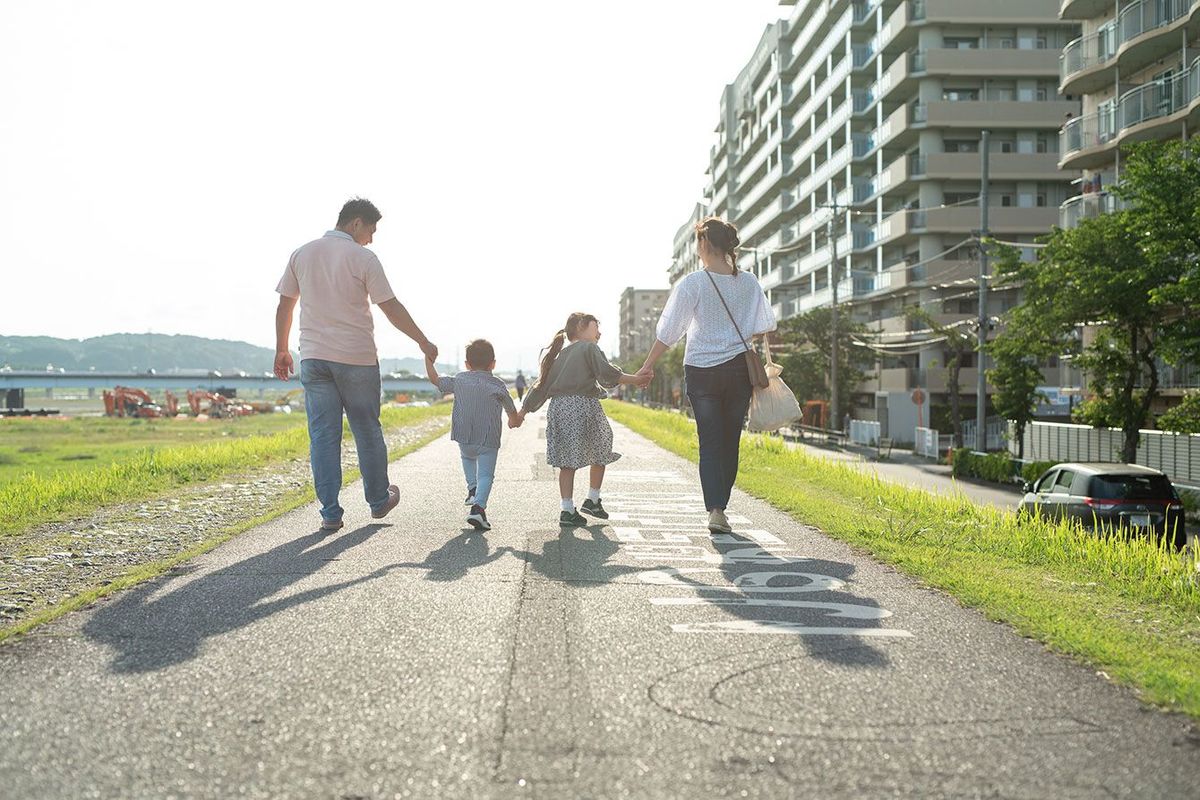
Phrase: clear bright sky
[{"left": 0, "top": 1, "right": 787, "bottom": 371}]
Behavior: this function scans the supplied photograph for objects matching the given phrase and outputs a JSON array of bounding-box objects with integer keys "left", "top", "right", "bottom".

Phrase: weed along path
[
  {"left": 0, "top": 406, "right": 450, "bottom": 640},
  {"left": 2, "top": 416, "right": 1199, "bottom": 797}
]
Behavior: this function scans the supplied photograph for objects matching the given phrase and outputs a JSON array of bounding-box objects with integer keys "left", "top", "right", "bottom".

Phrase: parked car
[{"left": 1018, "top": 462, "right": 1187, "bottom": 549}]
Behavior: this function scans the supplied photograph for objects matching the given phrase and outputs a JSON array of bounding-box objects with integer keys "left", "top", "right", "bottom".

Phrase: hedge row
[{"left": 950, "top": 448, "right": 1056, "bottom": 486}]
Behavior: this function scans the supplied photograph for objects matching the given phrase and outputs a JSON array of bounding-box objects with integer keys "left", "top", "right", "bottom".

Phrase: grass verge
[
  {"left": 0, "top": 412, "right": 450, "bottom": 644},
  {"left": 0, "top": 404, "right": 450, "bottom": 536},
  {"left": 604, "top": 400, "right": 1200, "bottom": 719}
]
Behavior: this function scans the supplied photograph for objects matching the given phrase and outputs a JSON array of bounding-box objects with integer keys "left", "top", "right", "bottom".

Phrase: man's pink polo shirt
[{"left": 276, "top": 230, "right": 396, "bottom": 367}]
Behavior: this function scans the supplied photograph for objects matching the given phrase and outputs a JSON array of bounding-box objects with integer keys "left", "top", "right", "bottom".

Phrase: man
[
  {"left": 274, "top": 198, "right": 438, "bottom": 531},
  {"left": 514, "top": 370, "right": 527, "bottom": 402}
]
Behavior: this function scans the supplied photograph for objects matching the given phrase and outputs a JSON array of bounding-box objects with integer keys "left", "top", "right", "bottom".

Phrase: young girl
[{"left": 518, "top": 312, "right": 649, "bottom": 527}]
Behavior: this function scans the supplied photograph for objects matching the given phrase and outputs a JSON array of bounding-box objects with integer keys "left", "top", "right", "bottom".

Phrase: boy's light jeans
[
  {"left": 459, "top": 444, "right": 499, "bottom": 508},
  {"left": 300, "top": 358, "right": 390, "bottom": 523}
]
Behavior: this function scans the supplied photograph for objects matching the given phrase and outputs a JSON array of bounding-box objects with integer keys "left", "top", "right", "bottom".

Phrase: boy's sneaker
[
  {"left": 467, "top": 504, "right": 491, "bottom": 531},
  {"left": 580, "top": 498, "right": 609, "bottom": 520},
  {"left": 465, "top": 487, "right": 476, "bottom": 506},
  {"left": 559, "top": 509, "right": 588, "bottom": 527}
]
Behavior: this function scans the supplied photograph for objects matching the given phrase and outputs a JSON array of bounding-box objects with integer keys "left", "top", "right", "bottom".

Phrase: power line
[{"left": 739, "top": 199, "right": 982, "bottom": 260}]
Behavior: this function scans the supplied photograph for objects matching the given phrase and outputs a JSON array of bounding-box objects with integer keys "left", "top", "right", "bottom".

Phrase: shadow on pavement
[
  {"left": 389, "top": 529, "right": 507, "bottom": 582},
  {"left": 84, "top": 524, "right": 391, "bottom": 674},
  {"left": 503, "top": 525, "right": 661, "bottom": 585}
]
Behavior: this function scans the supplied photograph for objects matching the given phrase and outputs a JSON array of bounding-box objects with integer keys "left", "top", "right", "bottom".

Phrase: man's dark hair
[
  {"left": 465, "top": 339, "right": 495, "bottom": 369},
  {"left": 336, "top": 197, "right": 382, "bottom": 227}
]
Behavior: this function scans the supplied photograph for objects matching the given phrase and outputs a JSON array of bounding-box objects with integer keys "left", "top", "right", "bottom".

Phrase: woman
[{"left": 637, "top": 217, "right": 776, "bottom": 533}]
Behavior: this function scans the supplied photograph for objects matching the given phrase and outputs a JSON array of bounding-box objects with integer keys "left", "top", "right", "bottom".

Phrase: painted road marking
[
  {"left": 601, "top": 468, "right": 912, "bottom": 639},
  {"left": 671, "top": 622, "right": 913, "bottom": 637},
  {"left": 650, "top": 598, "right": 893, "bottom": 618}
]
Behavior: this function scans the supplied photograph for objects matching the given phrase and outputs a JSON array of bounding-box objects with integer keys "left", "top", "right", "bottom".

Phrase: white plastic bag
[{"left": 747, "top": 347, "right": 802, "bottom": 433}]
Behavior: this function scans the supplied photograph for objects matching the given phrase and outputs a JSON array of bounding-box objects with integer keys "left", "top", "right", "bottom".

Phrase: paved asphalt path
[{"left": 3, "top": 418, "right": 1200, "bottom": 799}]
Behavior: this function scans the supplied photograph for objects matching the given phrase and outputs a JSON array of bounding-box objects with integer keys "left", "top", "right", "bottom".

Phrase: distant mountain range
[{"left": 0, "top": 334, "right": 453, "bottom": 375}]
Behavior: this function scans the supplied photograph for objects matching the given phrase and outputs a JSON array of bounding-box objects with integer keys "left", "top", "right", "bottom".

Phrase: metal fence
[
  {"left": 961, "top": 417, "right": 1007, "bottom": 451},
  {"left": 849, "top": 419, "right": 881, "bottom": 446},
  {"left": 915, "top": 427, "right": 952, "bottom": 459},
  {"left": 1011, "top": 421, "right": 1200, "bottom": 485}
]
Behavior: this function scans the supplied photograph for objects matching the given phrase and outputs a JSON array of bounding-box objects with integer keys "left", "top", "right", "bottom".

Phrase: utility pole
[
  {"left": 824, "top": 201, "right": 842, "bottom": 432},
  {"left": 975, "top": 130, "right": 990, "bottom": 452}
]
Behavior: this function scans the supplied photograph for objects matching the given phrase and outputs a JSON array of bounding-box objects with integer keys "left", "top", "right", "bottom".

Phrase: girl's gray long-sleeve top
[{"left": 521, "top": 340, "right": 622, "bottom": 414}]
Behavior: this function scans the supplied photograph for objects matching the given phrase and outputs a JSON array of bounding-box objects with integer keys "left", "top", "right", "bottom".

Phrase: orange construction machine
[
  {"left": 186, "top": 390, "right": 255, "bottom": 418},
  {"left": 103, "top": 386, "right": 165, "bottom": 418}
]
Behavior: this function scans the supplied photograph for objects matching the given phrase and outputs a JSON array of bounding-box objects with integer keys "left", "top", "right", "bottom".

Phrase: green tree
[
  {"left": 775, "top": 307, "right": 873, "bottom": 427},
  {"left": 1158, "top": 391, "right": 1200, "bottom": 434},
  {"left": 990, "top": 138, "right": 1200, "bottom": 462},
  {"left": 905, "top": 307, "right": 974, "bottom": 448},
  {"left": 986, "top": 328, "right": 1050, "bottom": 460}
]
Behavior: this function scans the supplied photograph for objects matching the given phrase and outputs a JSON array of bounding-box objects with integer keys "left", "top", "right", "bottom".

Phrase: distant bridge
[{"left": 0, "top": 370, "right": 435, "bottom": 398}]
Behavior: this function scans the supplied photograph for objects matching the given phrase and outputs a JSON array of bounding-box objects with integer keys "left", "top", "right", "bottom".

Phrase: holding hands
[{"left": 508, "top": 411, "right": 524, "bottom": 429}]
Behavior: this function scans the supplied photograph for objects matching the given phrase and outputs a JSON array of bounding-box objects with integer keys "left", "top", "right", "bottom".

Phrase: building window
[
  {"left": 944, "top": 37, "right": 979, "bottom": 49},
  {"left": 944, "top": 88, "right": 980, "bottom": 102}
]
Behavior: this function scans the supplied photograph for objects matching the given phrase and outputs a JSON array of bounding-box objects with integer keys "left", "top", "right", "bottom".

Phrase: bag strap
[{"left": 704, "top": 270, "right": 755, "bottom": 356}]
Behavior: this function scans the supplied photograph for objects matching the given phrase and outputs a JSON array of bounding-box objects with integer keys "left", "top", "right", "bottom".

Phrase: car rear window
[{"left": 1088, "top": 474, "right": 1174, "bottom": 500}]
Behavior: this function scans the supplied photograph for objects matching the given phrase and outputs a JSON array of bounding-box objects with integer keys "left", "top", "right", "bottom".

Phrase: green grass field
[
  {"left": 0, "top": 413, "right": 309, "bottom": 487},
  {"left": 604, "top": 400, "right": 1200, "bottom": 719},
  {"left": 0, "top": 405, "right": 450, "bottom": 535}
]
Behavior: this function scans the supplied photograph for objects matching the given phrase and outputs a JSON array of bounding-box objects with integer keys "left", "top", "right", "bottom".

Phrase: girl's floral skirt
[{"left": 546, "top": 395, "right": 622, "bottom": 469}]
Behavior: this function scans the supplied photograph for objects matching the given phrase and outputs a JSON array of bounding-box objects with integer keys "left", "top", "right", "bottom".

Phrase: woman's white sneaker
[{"left": 708, "top": 509, "right": 732, "bottom": 533}]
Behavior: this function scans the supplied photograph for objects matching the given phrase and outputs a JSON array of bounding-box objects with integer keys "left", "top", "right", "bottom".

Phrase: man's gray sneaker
[
  {"left": 321, "top": 518, "right": 344, "bottom": 532},
  {"left": 371, "top": 484, "right": 401, "bottom": 519}
]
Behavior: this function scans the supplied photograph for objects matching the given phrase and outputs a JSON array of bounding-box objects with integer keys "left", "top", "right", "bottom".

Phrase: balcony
[
  {"left": 921, "top": 46, "right": 1060, "bottom": 78},
  {"left": 919, "top": 0, "right": 1068, "bottom": 24},
  {"left": 1060, "top": 0, "right": 1116, "bottom": 20},
  {"left": 1058, "top": 192, "right": 1126, "bottom": 230},
  {"left": 1061, "top": 56, "right": 1200, "bottom": 170},
  {"left": 923, "top": 151, "right": 1062, "bottom": 181},
  {"left": 1060, "top": 0, "right": 1200, "bottom": 96},
  {"left": 878, "top": 1, "right": 920, "bottom": 53},
  {"left": 918, "top": 205, "right": 1060, "bottom": 234},
  {"left": 916, "top": 99, "right": 1079, "bottom": 128}
]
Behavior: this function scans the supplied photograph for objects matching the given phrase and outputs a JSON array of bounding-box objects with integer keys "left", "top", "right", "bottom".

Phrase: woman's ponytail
[{"left": 696, "top": 216, "right": 741, "bottom": 275}]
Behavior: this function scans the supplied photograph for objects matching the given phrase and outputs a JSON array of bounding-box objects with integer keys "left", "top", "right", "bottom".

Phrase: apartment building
[
  {"left": 672, "top": 0, "right": 1079, "bottom": 438},
  {"left": 619, "top": 287, "right": 670, "bottom": 362},
  {"left": 1058, "top": 0, "right": 1200, "bottom": 407}
]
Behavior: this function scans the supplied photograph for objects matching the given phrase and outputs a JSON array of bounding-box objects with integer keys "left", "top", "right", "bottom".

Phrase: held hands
[
  {"left": 274, "top": 351, "right": 294, "bottom": 381},
  {"left": 507, "top": 411, "right": 525, "bottom": 429},
  {"left": 634, "top": 365, "right": 654, "bottom": 387},
  {"left": 420, "top": 340, "right": 439, "bottom": 363}
]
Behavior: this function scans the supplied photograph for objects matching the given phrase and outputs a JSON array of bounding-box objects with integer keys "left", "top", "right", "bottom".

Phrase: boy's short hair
[
  {"left": 336, "top": 197, "right": 382, "bottom": 227},
  {"left": 465, "top": 339, "right": 495, "bottom": 369}
]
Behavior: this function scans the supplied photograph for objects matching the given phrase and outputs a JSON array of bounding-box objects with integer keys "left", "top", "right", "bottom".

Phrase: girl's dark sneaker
[
  {"left": 580, "top": 499, "right": 609, "bottom": 519},
  {"left": 467, "top": 504, "right": 491, "bottom": 531},
  {"left": 559, "top": 509, "right": 588, "bottom": 527},
  {"left": 465, "top": 487, "right": 477, "bottom": 506}
]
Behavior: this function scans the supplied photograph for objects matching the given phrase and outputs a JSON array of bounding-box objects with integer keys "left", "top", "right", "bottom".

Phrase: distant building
[
  {"left": 669, "top": 0, "right": 1080, "bottom": 440},
  {"left": 619, "top": 287, "right": 670, "bottom": 362}
]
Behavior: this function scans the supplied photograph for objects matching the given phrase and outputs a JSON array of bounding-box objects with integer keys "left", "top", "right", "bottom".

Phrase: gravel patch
[{"left": 0, "top": 417, "right": 449, "bottom": 632}]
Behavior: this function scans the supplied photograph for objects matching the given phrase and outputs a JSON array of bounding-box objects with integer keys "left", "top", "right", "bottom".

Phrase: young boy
[{"left": 425, "top": 339, "right": 521, "bottom": 531}]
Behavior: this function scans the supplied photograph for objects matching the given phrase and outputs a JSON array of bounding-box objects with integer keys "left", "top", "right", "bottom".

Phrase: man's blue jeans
[
  {"left": 459, "top": 443, "right": 499, "bottom": 508},
  {"left": 300, "top": 358, "right": 390, "bottom": 523}
]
